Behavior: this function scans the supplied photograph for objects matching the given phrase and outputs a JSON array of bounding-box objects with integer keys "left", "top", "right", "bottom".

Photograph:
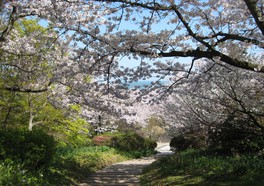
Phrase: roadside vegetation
[
  {"left": 141, "top": 121, "right": 264, "bottom": 186},
  {"left": 144, "top": 50, "right": 264, "bottom": 185},
  {"left": 1, "top": 2, "right": 264, "bottom": 186},
  {"left": 0, "top": 18, "right": 158, "bottom": 185},
  {"left": 141, "top": 149, "right": 264, "bottom": 186},
  {"left": 0, "top": 128, "right": 156, "bottom": 185}
]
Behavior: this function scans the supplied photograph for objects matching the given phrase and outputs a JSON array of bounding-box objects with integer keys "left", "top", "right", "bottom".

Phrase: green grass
[
  {"left": 0, "top": 129, "right": 157, "bottom": 185},
  {"left": 140, "top": 149, "right": 264, "bottom": 186},
  {"left": 44, "top": 146, "right": 129, "bottom": 185},
  {"left": 0, "top": 146, "right": 132, "bottom": 185},
  {"left": 46, "top": 145, "right": 158, "bottom": 184}
]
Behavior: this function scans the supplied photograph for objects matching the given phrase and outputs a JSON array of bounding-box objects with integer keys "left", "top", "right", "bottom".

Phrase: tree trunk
[{"left": 28, "top": 112, "right": 34, "bottom": 131}]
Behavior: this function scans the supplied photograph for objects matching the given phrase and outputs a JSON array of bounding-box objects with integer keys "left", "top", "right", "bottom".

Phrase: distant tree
[{"left": 142, "top": 116, "right": 167, "bottom": 141}]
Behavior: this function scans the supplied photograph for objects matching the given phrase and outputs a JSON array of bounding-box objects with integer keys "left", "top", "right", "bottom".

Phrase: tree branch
[
  {"left": 3, "top": 80, "right": 53, "bottom": 93},
  {"left": 130, "top": 47, "right": 264, "bottom": 73},
  {"left": 4, "top": 87, "right": 49, "bottom": 93},
  {"left": 97, "top": 0, "right": 170, "bottom": 11},
  {"left": 200, "top": 32, "right": 264, "bottom": 48},
  {"left": 0, "top": 6, "right": 17, "bottom": 42},
  {"left": 0, "top": 6, "right": 38, "bottom": 42},
  {"left": 244, "top": 0, "right": 264, "bottom": 35}
]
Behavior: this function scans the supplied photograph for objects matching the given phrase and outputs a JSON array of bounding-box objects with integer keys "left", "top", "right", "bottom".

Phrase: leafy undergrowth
[
  {"left": 0, "top": 144, "right": 155, "bottom": 185},
  {"left": 45, "top": 146, "right": 129, "bottom": 185},
  {"left": 0, "top": 129, "right": 157, "bottom": 185},
  {"left": 0, "top": 146, "right": 130, "bottom": 185},
  {"left": 141, "top": 149, "right": 264, "bottom": 186}
]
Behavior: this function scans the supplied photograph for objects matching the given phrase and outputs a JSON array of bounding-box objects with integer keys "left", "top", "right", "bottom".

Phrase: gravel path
[{"left": 79, "top": 143, "right": 172, "bottom": 186}]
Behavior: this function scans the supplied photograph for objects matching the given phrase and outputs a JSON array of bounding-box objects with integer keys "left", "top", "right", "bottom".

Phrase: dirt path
[{"left": 79, "top": 143, "right": 172, "bottom": 186}]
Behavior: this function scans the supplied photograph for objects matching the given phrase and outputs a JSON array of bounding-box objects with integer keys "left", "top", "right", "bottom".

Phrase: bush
[
  {"left": 144, "top": 138, "right": 158, "bottom": 151},
  {"left": 92, "top": 135, "right": 113, "bottom": 146},
  {"left": 209, "top": 120, "right": 264, "bottom": 153},
  {"left": 170, "top": 135, "right": 188, "bottom": 151},
  {"left": 91, "top": 132, "right": 157, "bottom": 158},
  {"left": 0, "top": 159, "right": 44, "bottom": 185},
  {"left": 113, "top": 132, "right": 157, "bottom": 155},
  {"left": 0, "top": 128, "right": 56, "bottom": 170},
  {"left": 170, "top": 134, "right": 204, "bottom": 151},
  {"left": 113, "top": 133, "right": 145, "bottom": 151}
]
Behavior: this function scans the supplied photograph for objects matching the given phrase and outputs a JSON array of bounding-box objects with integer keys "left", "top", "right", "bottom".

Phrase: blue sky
[{"left": 37, "top": 7, "right": 193, "bottom": 84}]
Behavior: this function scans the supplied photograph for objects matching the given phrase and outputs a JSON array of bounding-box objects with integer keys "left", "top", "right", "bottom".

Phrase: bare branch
[
  {"left": 0, "top": 6, "right": 38, "bottom": 42},
  {"left": 0, "top": 6, "right": 17, "bottom": 42},
  {"left": 214, "top": 33, "right": 264, "bottom": 48},
  {"left": 130, "top": 47, "right": 264, "bottom": 73},
  {"left": 244, "top": 0, "right": 264, "bottom": 35}
]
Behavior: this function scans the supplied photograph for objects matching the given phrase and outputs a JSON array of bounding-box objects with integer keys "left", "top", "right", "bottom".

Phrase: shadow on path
[
  {"left": 79, "top": 143, "right": 173, "bottom": 186},
  {"left": 79, "top": 158, "right": 155, "bottom": 186}
]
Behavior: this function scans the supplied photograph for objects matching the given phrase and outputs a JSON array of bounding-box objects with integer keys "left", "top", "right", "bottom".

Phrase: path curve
[{"left": 79, "top": 143, "right": 172, "bottom": 186}]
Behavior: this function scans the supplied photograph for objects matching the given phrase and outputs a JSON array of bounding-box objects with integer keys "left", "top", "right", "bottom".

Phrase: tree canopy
[
  {"left": 0, "top": 0, "right": 263, "bottom": 117},
  {"left": 1, "top": 1, "right": 263, "bottom": 78}
]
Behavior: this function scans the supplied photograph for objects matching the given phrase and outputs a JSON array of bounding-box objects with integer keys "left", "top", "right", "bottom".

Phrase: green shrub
[
  {"left": 170, "top": 134, "right": 204, "bottom": 151},
  {"left": 209, "top": 120, "right": 264, "bottom": 153},
  {"left": 91, "top": 132, "right": 157, "bottom": 158},
  {"left": 0, "top": 159, "right": 44, "bottom": 185},
  {"left": 170, "top": 135, "right": 189, "bottom": 151},
  {"left": 113, "top": 132, "right": 157, "bottom": 156},
  {"left": 0, "top": 128, "right": 56, "bottom": 170},
  {"left": 113, "top": 132, "right": 145, "bottom": 151},
  {"left": 144, "top": 138, "right": 158, "bottom": 151}
]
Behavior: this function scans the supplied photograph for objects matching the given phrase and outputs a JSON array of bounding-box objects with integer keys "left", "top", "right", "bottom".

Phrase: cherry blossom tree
[
  {"left": 2, "top": 1, "right": 263, "bottom": 88},
  {"left": 1, "top": 0, "right": 264, "bottom": 125},
  {"left": 163, "top": 62, "right": 264, "bottom": 148},
  {"left": 0, "top": 17, "right": 64, "bottom": 130}
]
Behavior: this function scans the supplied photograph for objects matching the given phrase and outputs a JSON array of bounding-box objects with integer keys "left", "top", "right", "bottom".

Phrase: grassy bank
[
  {"left": 141, "top": 149, "right": 264, "bottom": 186},
  {"left": 46, "top": 145, "right": 129, "bottom": 185},
  {"left": 0, "top": 129, "right": 157, "bottom": 185},
  {"left": 0, "top": 145, "right": 129, "bottom": 185}
]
